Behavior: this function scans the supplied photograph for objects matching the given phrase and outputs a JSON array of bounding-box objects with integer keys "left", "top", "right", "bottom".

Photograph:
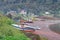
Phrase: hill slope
[
  {"left": 0, "top": 14, "right": 30, "bottom": 40},
  {"left": 0, "top": 0, "right": 60, "bottom": 14}
]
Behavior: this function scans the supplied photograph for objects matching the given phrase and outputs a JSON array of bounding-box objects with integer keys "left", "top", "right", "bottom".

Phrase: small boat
[
  {"left": 12, "top": 24, "right": 41, "bottom": 30},
  {"left": 12, "top": 24, "right": 21, "bottom": 28}
]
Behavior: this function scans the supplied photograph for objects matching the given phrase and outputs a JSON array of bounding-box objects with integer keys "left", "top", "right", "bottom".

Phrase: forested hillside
[{"left": 0, "top": 0, "right": 60, "bottom": 15}]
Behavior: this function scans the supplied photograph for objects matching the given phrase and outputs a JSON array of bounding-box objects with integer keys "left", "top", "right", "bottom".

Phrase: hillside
[
  {"left": 0, "top": 14, "right": 30, "bottom": 40},
  {"left": 0, "top": 0, "right": 60, "bottom": 15}
]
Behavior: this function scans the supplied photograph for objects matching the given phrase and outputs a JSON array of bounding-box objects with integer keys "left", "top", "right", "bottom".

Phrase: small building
[
  {"left": 19, "top": 10, "right": 27, "bottom": 15},
  {"left": 43, "top": 12, "right": 54, "bottom": 17}
]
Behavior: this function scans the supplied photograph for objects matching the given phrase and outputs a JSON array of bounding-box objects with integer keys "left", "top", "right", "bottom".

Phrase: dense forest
[{"left": 0, "top": 0, "right": 60, "bottom": 15}]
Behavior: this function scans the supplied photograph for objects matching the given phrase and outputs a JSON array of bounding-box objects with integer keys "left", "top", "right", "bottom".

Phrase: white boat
[{"left": 12, "top": 24, "right": 41, "bottom": 30}]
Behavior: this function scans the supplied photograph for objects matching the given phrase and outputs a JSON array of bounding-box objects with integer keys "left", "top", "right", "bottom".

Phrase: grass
[
  {"left": 0, "top": 14, "right": 30, "bottom": 40},
  {"left": 40, "top": 37, "right": 48, "bottom": 40}
]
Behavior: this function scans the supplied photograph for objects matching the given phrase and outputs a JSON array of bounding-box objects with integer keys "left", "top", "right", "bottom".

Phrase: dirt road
[{"left": 28, "top": 20, "right": 60, "bottom": 40}]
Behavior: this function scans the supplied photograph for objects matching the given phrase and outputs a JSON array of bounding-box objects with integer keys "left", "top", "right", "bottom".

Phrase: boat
[{"left": 12, "top": 24, "right": 41, "bottom": 30}]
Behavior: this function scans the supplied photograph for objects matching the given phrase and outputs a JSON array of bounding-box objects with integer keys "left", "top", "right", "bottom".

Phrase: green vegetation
[
  {"left": 40, "top": 37, "right": 48, "bottom": 40},
  {"left": 0, "top": 0, "right": 60, "bottom": 15},
  {"left": 0, "top": 14, "right": 48, "bottom": 40},
  {"left": 0, "top": 14, "right": 30, "bottom": 40}
]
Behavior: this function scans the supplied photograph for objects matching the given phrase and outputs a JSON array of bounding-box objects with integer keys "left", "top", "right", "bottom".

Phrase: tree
[{"left": 7, "top": 14, "right": 12, "bottom": 19}]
